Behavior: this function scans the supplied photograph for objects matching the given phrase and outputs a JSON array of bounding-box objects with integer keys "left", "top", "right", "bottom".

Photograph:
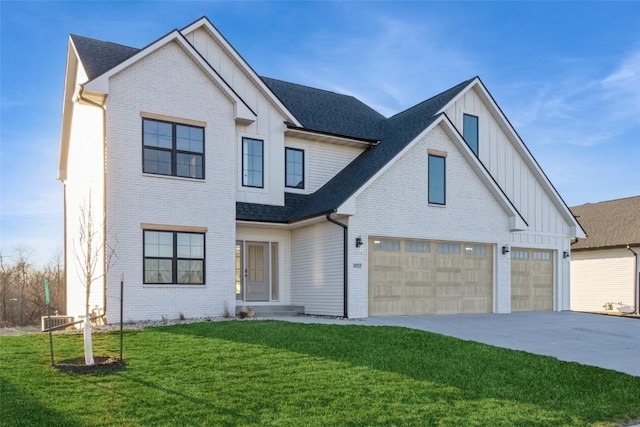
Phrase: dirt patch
[
  {"left": 0, "top": 326, "right": 41, "bottom": 336},
  {"left": 55, "top": 356, "right": 125, "bottom": 373}
]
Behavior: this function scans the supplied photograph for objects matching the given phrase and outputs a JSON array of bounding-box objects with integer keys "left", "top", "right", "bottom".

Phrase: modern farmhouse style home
[{"left": 59, "top": 16, "right": 585, "bottom": 323}]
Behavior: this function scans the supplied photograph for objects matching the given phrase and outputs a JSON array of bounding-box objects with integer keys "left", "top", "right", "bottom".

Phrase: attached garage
[
  {"left": 510, "top": 248, "right": 554, "bottom": 311},
  {"left": 369, "top": 238, "right": 493, "bottom": 315}
]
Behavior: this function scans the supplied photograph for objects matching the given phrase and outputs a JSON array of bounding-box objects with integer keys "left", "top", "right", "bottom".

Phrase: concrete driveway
[{"left": 276, "top": 311, "right": 640, "bottom": 377}]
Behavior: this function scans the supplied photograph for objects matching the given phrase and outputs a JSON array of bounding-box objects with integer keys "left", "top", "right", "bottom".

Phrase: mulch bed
[{"left": 55, "top": 356, "right": 126, "bottom": 373}]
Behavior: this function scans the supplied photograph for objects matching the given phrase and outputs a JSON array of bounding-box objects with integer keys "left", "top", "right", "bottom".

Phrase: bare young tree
[{"left": 72, "top": 194, "right": 115, "bottom": 365}]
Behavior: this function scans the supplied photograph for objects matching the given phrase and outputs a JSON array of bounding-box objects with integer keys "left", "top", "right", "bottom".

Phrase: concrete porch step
[{"left": 236, "top": 305, "right": 305, "bottom": 317}]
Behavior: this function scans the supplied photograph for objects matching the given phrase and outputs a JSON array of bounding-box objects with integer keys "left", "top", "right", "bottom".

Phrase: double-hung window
[
  {"left": 463, "top": 114, "right": 479, "bottom": 156},
  {"left": 242, "top": 137, "right": 264, "bottom": 188},
  {"left": 143, "top": 118, "right": 204, "bottom": 179},
  {"left": 285, "top": 147, "right": 304, "bottom": 189},
  {"left": 144, "top": 230, "right": 205, "bottom": 284},
  {"left": 428, "top": 154, "right": 446, "bottom": 205}
]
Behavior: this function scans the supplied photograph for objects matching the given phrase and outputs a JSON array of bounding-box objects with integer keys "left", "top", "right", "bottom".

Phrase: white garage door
[
  {"left": 369, "top": 238, "right": 493, "bottom": 315},
  {"left": 511, "top": 248, "right": 553, "bottom": 311}
]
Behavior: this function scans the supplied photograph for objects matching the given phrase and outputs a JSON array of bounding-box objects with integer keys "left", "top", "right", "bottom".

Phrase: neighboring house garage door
[
  {"left": 511, "top": 248, "right": 553, "bottom": 311},
  {"left": 369, "top": 238, "right": 493, "bottom": 315}
]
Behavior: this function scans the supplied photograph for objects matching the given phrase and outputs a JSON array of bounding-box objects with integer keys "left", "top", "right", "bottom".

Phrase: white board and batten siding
[
  {"left": 291, "top": 220, "right": 345, "bottom": 316},
  {"left": 570, "top": 249, "right": 636, "bottom": 312},
  {"left": 184, "top": 27, "right": 290, "bottom": 207},
  {"left": 445, "top": 87, "right": 574, "bottom": 310}
]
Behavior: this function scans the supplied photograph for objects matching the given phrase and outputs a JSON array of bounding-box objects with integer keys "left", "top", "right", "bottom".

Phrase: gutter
[
  {"left": 627, "top": 245, "right": 639, "bottom": 314},
  {"left": 326, "top": 212, "right": 348, "bottom": 318}
]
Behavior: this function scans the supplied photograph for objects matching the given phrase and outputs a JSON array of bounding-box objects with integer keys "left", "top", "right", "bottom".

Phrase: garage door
[
  {"left": 511, "top": 248, "right": 553, "bottom": 311},
  {"left": 369, "top": 238, "right": 493, "bottom": 315}
]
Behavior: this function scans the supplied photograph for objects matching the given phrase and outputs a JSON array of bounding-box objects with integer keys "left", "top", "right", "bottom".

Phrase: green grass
[{"left": 1, "top": 321, "right": 639, "bottom": 426}]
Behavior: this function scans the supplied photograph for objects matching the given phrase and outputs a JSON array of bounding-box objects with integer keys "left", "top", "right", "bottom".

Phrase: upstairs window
[
  {"left": 144, "top": 230, "right": 205, "bottom": 285},
  {"left": 242, "top": 137, "right": 264, "bottom": 188},
  {"left": 463, "top": 114, "right": 479, "bottom": 156},
  {"left": 285, "top": 147, "right": 304, "bottom": 189},
  {"left": 143, "top": 118, "right": 204, "bottom": 179},
  {"left": 428, "top": 154, "right": 446, "bottom": 205}
]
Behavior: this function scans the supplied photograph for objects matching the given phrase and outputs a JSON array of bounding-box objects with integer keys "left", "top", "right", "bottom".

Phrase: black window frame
[
  {"left": 143, "top": 230, "right": 206, "bottom": 285},
  {"left": 242, "top": 137, "right": 264, "bottom": 188},
  {"left": 428, "top": 154, "right": 446, "bottom": 205},
  {"left": 142, "top": 118, "right": 205, "bottom": 179},
  {"left": 285, "top": 147, "right": 305, "bottom": 189},
  {"left": 463, "top": 113, "right": 479, "bottom": 156}
]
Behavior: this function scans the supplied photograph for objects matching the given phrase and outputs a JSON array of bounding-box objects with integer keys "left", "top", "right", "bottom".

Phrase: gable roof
[
  {"left": 570, "top": 196, "right": 640, "bottom": 250},
  {"left": 70, "top": 34, "right": 140, "bottom": 81},
  {"left": 261, "top": 77, "right": 385, "bottom": 141}
]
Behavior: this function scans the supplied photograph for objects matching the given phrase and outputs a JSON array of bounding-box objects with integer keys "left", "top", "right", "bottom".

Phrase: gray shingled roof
[
  {"left": 70, "top": 34, "right": 140, "bottom": 81},
  {"left": 571, "top": 196, "right": 640, "bottom": 250},
  {"left": 69, "top": 33, "right": 473, "bottom": 224},
  {"left": 261, "top": 77, "right": 385, "bottom": 141}
]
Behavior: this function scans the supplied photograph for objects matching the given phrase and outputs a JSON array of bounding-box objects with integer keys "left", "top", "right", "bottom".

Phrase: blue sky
[{"left": 1, "top": 1, "right": 639, "bottom": 265}]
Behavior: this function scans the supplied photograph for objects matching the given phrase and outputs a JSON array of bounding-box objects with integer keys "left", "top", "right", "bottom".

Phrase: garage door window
[
  {"left": 511, "top": 250, "right": 528, "bottom": 259},
  {"left": 374, "top": 239, "right": 400, "bottom": 251},
  {"left": 533, "top": 251, "right": 550, "bottom": 260},
  {"left": 464, "top": 245, "right": 486, "bottom": 255},
  {"left": 406, "top": 241, "right": 430, "bottom": 253},
  {"left": 437, "top": 243, "right": 460, "bottom": 254}
]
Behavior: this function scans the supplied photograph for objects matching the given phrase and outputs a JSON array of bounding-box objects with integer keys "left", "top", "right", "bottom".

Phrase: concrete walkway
[{"left": 269, "top": 311, "right": 640, "bottom": 377}]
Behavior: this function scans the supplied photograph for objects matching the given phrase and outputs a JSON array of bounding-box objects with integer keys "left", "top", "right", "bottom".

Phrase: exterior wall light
[
  {"left": 563, "top": 251, "right": 570, "bottom": 259},
  {"left": 502, "top": 245, "right": 510, "bottom": 255},
  {"left": 355, "top": 237, "right": 363, "bottom": 248}
]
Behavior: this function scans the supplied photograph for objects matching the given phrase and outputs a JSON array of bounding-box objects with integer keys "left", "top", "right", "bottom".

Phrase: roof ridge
[
  {"left": 572, "top": 195, "right": 640, "bottom": 208},
  {"left": 70, "top": 33, "right": 139, "bottom": 51},
  {"left": 387, "top": 77, "right": 475, "bottom": 121}
]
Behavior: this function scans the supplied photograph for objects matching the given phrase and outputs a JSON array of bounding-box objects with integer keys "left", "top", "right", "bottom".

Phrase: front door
[{"left": 246, "top": 242, "right": 270, "bottom": 301}]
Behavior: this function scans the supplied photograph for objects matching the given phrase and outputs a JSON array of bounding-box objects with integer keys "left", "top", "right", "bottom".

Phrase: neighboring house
[
  {"left": 58, "top": 16, "right": 585, "bottom": 323},
  {"left": 570, "top": 196, "right": 640, "bottom": 313}
]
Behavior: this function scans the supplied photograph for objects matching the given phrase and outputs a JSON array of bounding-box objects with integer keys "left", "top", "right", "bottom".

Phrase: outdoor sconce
[
  {"left": 355, "top": 236, "right": 363, "bottom": 248},
  {"left": 502, "top": 245, "right": 510, "bottom": 255},
  {"left": 563, "top": 251, "right": 570, "bottom": 259}
]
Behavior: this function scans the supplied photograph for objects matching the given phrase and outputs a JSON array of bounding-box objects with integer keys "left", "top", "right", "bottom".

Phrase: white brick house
[{"left": 59, "top": 17, "right": 585, "bottom": 322}]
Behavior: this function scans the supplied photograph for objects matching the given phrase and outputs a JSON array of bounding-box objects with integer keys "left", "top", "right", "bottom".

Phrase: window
[
  {"left": 405, "top": 241, "right": 430, "bottom": 253},
  {"left": 285, "top": 148, "right": 304, "bottom": 189},
  {"left": 143, "top": 118, "right": 204, "bottom": 179},
  {"left": 464, "top": 245, "right": 487, "bottom": 256},
  {"left": 463, "top": 114, "right": 479, "bottom": 155},
  {"left": 144, "top": 230, "right": 205, "bottom": 284},
  {"left": 428, "top": 154, "right": 446, "bottom": 205},
  {"left": 437, "top": 243, "right": 460, "bottom": 254},
  {"left": 533, "top": 251, "right": 551, "bottom": 261},
  {"left": 242, "top": 138, "right": 264, "bottom": 188},
  {"left": 511, "top": 250, "right": 529, "bottom": 260},
  {"left": 373, "top": 239, "right": 400, "bottom": 251}
]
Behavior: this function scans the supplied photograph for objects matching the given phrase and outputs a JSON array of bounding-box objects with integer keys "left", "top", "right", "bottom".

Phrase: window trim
[
  {"left": 143, "top": 229, "right": 206, "bottom": 285},
  {"left": 463, "top": 113, "right": 479, "bottom": 156},
  {"left": 242, "top": 137, "right": 264, "bottom": 188},
  {"left": 428, "top": 154, "right": 446, "bottom": 205},
  {"left": 142, "top": 118, "right": 205, "bottom": 180},
  {"left": 285, "top": 147, "right": 305, "bottom": 189}
]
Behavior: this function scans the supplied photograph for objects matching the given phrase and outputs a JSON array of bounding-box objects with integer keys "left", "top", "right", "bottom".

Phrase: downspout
[
  {"left": 62, "top": 181, "right": 68, "bottom": 314},
  {"left": 326, "top": 212, "right": 348, "bottom": 318},
  {"left": 627, "top": 245, "right": 638, "bottom": 314},
  {"left": 78, "top": 89, "right": 109, "bottom": 318}
]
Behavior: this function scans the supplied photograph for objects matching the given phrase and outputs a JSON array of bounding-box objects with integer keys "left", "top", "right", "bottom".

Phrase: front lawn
[{"left": 1, "top": 320, "right": 639, "bottom": 426}]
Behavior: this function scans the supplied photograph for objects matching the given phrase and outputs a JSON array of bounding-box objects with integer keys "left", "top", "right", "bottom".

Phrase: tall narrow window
[
  {"left": 285, "top": 147, "right": 304, "bottom": 189},
  {"left": 463, "top": 114, "right": 479, "bottom": 155},
  {"left": 242, "top": 137, "right": 264, "bottom": 188},
  {"left": 143, "top": 118, "right": 204, "bottom": 179},
  {"left": 428, "top": 154, "right": 446, "bottom": 205},
  {"left": 144, "top": 230, "right": 205, "bottom": 284}
]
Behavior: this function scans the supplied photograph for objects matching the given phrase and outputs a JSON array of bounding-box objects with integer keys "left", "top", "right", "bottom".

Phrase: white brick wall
[
  {"left": 104, "top": 41, "right": 237, "bottom": 322},
  {"left": 348, "top": 123, "right": 514, "bottom": 317}
]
